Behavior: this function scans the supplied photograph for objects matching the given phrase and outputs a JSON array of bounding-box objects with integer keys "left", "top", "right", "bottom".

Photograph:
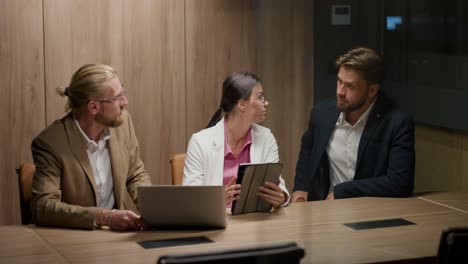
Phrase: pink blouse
[{"left": 223, "top": 120, "right": 252, "bottom": 207}]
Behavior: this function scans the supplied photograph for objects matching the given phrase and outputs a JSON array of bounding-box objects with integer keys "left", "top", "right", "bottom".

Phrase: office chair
[
  {"left": 16, "top": 163, "right": 35, "bottom": 225},
  {"left": 437, "top": 226, "right": 468, "bottom": 263},
  {"left": 157, "top": 241, "right": 305, "bottom": 264},
  {"left": 295, "top": 197, "right": 306, "bottom": 202},
  {"left": 170, "top": 153, "right": 186, "bottom": 185}
]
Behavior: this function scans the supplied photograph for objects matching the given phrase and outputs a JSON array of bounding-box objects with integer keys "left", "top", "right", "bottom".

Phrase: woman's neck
[{"left": 225, "top": 114, "right": 252, "bottom": 150}]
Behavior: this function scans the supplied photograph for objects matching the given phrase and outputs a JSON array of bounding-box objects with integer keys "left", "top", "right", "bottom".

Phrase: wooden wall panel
[
  {"left": 44, "top": 0, "right": 185, "bottom": 185},
  {"left": 121, "top": 0, "right": 185, "bottom": 184},
  {"left": 415, "top": 125, "right": 468, "bottom": 192},
  {"left": 254, "top": 0, "right": 314, "bottom": 191},
  {"left": 185, "top": 0, "right": 256, "bottom": 136},
  {"left": 185, "top": 0, "right": 313, "bottom": 193},
  {"left": 43, "top": 0, "right": 126, "bottom": 122},
  {"left": 0, "top": 0, "right": 45, "bottom": 225},
  {"left": 461, "top": 135, "right": 468, "bottom": 192}
]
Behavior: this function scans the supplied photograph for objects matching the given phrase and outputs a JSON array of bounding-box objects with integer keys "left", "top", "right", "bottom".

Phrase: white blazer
[{"left": 183, "top": 118, "right": 290, "bottom": 204}]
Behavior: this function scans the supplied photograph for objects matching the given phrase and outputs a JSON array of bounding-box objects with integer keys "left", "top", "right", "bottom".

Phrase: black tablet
[{"left": 231, "top": 163, "right": 283, "bottom": 215}]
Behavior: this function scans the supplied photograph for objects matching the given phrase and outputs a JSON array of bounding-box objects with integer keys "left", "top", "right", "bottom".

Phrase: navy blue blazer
[{"left": 293, "top": 93, "right": 415, "bottom": 200}]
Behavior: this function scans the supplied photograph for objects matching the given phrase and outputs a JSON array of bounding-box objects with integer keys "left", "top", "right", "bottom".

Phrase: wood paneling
[
  {"left": 415, "top": 124, "right": 468, "bottom": 192},
  {"left": 2, "top": 0, "right": 313, "bottom": 225},
  {"left": 43, "top": 0, "right": 185, "bottom": 184},
  {"left": 255, "top": 0, "right": 314, "bottom": 191},
  {"left": 185, "top": 0, "right": 314, "bottom": 192},
  {"left": 462, "top": 135, "right": 468, "bottom": 191},
  {"left": 43, "top": 0, "right": 126, "bottom": 122},
  {"left": 185, "top": 0, "right": 256, "bottom": 136},
  {"left": 0, "top": 0, "right": 45, "bottom": 225},
  {"left": 121, "top": 0, "right": 185, "bottom": 184}
]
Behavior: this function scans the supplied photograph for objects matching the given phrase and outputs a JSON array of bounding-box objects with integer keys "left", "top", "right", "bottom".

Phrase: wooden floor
[{"left": 1, "top": 192, "right": 467, "bottom": 264}]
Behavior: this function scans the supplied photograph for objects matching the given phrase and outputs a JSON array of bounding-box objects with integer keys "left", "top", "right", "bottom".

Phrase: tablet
[{"left": 231, "top": 163, "right": 283, "bottom": 215}]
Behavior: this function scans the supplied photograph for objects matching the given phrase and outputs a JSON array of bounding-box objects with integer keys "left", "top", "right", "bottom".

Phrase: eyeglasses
[
  {"left": 245, "top": 94, "right": 267, "bottom": 104},
  {"left": 95, "top": 88, "right": 126, "bottom": 103}
]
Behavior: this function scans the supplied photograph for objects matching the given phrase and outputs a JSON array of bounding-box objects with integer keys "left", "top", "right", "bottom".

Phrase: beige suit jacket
[{"left": 31, "top": 110, "right": 151, "bottom": 229}]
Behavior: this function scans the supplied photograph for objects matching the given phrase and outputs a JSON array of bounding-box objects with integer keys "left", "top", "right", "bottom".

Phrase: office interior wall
[
  {"left": 185, "top": 0, "right": 256, "bottom": 137},
  {"left": 3, "top": 0, "right": 464, "bottom": 227},
  {"left": 0, "top": 0, "right": 45, "bottom": 225},
  {"left": 254, "top": 0, "right": 314, "bottom": 194},
  {"left": 43, "top": 0, "right": 186, "bottom": 186},
  {"left": 415, "top": 126, "right": 468, "bottom": 193},
  {"left": 185, "top": 0, "right": 314, "bottom": 192},
  {"left": 0, "top": 0, "right": 312, "bottom": 225}
]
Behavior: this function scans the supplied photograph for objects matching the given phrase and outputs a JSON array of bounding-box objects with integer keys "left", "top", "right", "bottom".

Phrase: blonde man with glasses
[{"left": 31, "top": 64, "right": 151, "bottom": 230}]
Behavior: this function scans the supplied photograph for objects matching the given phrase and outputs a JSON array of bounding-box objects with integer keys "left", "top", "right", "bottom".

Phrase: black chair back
[
  {"left": 16, "top": 163, "right": 35, "bottom": 225},
  {"left": 437, "top": 227, "right": 468, "bottom": 264},
  {"left": 158, "top": 241, "right": 305, "bottom": 264}
]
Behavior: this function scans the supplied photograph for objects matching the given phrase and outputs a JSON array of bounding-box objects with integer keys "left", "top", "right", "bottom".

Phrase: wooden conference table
[{"left": 1, "top": 192, "right": 467, "bottom": 264}]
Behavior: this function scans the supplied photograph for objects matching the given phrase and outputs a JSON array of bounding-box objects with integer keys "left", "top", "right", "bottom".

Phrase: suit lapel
[
  {"left": 356, "top": 97, "right": 386, "bottom": 170},
  {"left": 316, "top": 108, "right": 340, "bottom": 156},
  {"left": 64, "top": 114, "right": 98, "bottom": 202},
  {"left": 108, "top": 129, "right": 125, "bottom": 209},
  {"left": 210, "top": 119, "right": 225, "bottom": 185},
  {"left": 356, "top": 114, "right": 379, "bottom": 170}
]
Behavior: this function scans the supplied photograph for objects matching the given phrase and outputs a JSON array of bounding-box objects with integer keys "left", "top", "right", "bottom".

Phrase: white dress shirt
[
  {"left": 326, "top": 100, "right": 376, "bottom": 193},
  {"left": 74, "top": 117, "right": 115, "bottom": 209}
]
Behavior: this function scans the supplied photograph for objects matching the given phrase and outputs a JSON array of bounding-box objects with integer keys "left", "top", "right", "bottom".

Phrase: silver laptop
[{"left": 138, "top": 185, "right": 227, "bottom": 229}]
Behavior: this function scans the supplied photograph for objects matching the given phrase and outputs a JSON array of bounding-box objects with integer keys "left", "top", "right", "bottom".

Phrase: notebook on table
[
  {"left": 231, "top": 162, "right": 283, "bottom": 215},
  {"left": 138, "top": 185, "right": 227, "bottom": 229}
]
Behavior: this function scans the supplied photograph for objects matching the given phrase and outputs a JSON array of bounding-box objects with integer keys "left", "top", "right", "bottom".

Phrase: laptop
[{"left": 138, "top": 185, "right": 227, "bottom": 229}]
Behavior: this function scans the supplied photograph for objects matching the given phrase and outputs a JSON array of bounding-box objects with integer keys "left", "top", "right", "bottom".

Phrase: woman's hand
[
  {"left": 225, "top": 176, "right": 241, "bottom": 205},
  {"left": 258, "top": 182, "right": 286, "bottom": 208}
]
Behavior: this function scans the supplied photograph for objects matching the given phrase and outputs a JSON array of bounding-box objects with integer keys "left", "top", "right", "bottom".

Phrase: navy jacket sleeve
[
  {"left": 293, "top": 110, "right": 315, "bottom": 192},
  {"left": 293, "top": 101, "right": 336, "bottom": 200}
]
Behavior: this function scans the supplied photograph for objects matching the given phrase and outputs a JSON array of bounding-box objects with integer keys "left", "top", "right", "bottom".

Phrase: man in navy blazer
[{"left": 292, "top": 47, "right": 415, "bottom": 201}]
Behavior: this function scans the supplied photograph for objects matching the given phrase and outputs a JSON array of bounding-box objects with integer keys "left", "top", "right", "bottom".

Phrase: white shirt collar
[
  {"left": 73, "top": 115, "right": 111, "bottom": 153},
  {"left": 336, "top": 97, "right": 377, "bottom": 127}
]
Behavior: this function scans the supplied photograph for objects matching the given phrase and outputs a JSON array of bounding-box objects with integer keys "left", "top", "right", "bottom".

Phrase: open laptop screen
[{"left": 138, "top": 185, "right": 227, "bottom": 229}]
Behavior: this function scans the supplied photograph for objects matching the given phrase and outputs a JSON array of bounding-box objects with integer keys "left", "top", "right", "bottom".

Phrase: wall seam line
[
  {"left": 184, "top": 0, "right": 188, "bottom": 145},
  {"left": 42, "top": 0, "right": 47, "bottom": 127}
]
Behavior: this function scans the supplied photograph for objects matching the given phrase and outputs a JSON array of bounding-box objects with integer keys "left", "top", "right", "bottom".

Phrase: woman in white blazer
[{"left": 183, "top": 72, "right": 289, "bottom": 207}]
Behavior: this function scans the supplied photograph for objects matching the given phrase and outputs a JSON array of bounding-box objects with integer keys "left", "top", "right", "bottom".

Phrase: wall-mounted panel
[
  {"left": 0, "top": 0, "right": 45, "bottom": 225},
  {"left": 44, "top": 0, "right": 185, "bottom": 184}
]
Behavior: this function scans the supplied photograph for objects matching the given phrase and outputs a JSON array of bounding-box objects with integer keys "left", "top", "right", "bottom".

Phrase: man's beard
[
  {"left": 96, "top": 110, "right": 124, "bottom": 127},
  {"left": 337, "top": 95, "right": 367, "bottom": 113}
]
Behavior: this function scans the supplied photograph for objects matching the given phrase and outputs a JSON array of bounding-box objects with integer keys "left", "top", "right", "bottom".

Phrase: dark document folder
[{"left": 231, "top": 163, "right": 283, "bottom": 215}]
